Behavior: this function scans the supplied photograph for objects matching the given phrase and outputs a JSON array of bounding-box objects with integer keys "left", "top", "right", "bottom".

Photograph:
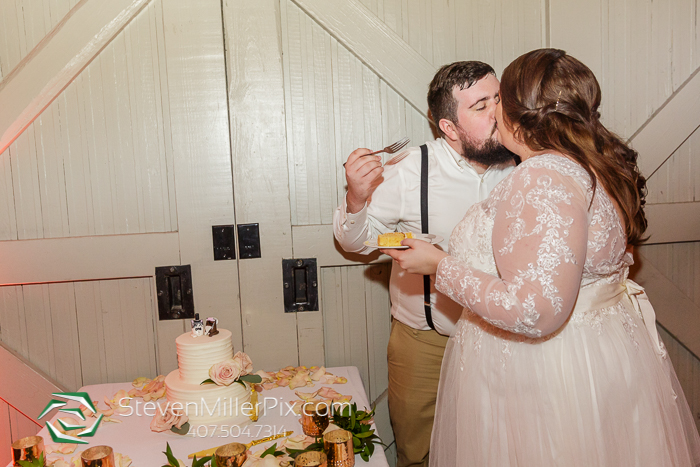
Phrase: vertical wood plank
[
  {"left": 223, "top": 0, "right": 297, "bottom": 369},
  {"left": 22, "top": 284, "right": 58, "bottom": 380},
  {"left": 297, "top": 311, "right": 325, "bottom": 367},
  {"left": 162, "top": 0, "right": 244, "bottom": 358},
  {"left": 47, "top": 282, "right": 83, "bottom": 390},
  {"left": 0, "top": 286, "right": 28, "bottom": 359},
  {"left": 10, "top": 130, "right": 42, "bottom": 239},
  {"left": 365, "top": 264, "right": 391, "bottom": 401},
  {"left": 74, "top": 281, "right": 108, "bottom": 385},
  {"left": 36, "top": 106, "right": 70, "bottom": 238},
  {"left": 62, "top": 86, "right": 92, "bottom": 237},
  {"left": 84, "top": 57, "right": 116, "bottom": 235},
  {"left": 8, "top": 407, "right": 39, "bottom": 441},
  {"left": 0, "top": 146, "right": 17, "bottom": 241}
]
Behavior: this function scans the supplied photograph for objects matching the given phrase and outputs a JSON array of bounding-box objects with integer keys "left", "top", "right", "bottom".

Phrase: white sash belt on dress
[{"left": 573, "top": 280, "right": 667, "bottom": 358}]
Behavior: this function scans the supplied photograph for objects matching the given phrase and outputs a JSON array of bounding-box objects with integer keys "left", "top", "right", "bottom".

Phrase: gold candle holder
[
  {"left": 11, "top": 435, "right": 45, "bottom": 467},
  {"left": 295, "top": 451, "right": 328, "bottom": 467},
  {"left": 301, "top": 402, "right": 330, "bottom": 437},
  {"left": 80, "top": 445, "right": 115, "bottom": 467},
  {"left": 323, "top": 429, "right": 354, "bottom": 467},
  {"left": 214, "top": 442, "right": 247, "bottom": 467}
]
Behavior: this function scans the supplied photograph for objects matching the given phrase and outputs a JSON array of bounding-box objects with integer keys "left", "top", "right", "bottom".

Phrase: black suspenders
[{"left": 420, "top": 144, "right": 435, "bottom": 330}]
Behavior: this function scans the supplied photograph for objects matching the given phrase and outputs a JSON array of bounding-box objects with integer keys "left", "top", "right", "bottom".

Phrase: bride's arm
[{"left": 435, "top": 166, "right": 590, "bottom": 338}]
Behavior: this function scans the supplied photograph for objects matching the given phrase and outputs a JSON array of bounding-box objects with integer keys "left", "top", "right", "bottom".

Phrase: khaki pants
[{"left": 387, "top": 318, "right": 449, "bottom": 467}]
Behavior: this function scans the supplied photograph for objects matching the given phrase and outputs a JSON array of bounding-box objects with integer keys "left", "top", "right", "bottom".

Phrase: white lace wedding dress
[{"left": 430, "top": 154, "right": 700, "bottom": 466}]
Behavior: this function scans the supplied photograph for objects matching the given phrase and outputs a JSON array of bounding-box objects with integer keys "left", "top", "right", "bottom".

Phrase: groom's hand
[{"left": 344, "top": 148, "right": 383, "bottom": 213}]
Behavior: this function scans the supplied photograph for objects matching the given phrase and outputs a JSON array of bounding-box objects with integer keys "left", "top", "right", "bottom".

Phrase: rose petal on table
[
  {"left": 114, "top": 452, "right": 132, "bottom": 467},
  {"left": 132, "top": 376, "right": 151, "bottom": 388},
  {"left": 289, "top": 371, "right": 313, "bottom": 389},
  {"left": 47, "top": 457, "right": 70, "bottom": 467},
  {"left": 316, "top": 387, "right": 352, "bottom": 402},
  {"left": 255, "top": 370, "right": 275, "bottom": 382},
  {"left": 294, "top": 389, "right": 320, "bottom": 401},
  {"left": 310, "top": 367, "right": 326, "bottom": 381},
  {"left": 280, "top": 434, "right": 315, "bottom": 450},
  {"left": 277, "top": 377, "right": 291, "bottom": 387}
]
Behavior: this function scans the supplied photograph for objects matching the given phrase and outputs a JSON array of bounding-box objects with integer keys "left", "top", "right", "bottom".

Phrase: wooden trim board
[{"left": 0, "top": 232, "right": 179, "bottom": 285}]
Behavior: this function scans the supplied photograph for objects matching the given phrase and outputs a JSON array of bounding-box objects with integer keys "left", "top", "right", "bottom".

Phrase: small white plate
[{"left": 364, "top": 233, "right": 443, "bottom": 249}]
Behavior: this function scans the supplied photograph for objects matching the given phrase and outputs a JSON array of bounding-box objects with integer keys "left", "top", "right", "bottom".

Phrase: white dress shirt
[{"left": 333, "top": 138, "right": 515, "bottom": 336}]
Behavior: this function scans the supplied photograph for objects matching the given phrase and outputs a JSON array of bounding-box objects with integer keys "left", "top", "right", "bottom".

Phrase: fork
[
  {"left": 365, "top": 136, "right": 410, "bottom": 156},
  {"left": 343, "top": 137, "right": 410, "bottom": 167}
]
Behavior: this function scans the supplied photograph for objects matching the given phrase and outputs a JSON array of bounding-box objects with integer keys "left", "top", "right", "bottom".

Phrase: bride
[{"left": 383, "top": 48, "right": 700, "bottom": 466}]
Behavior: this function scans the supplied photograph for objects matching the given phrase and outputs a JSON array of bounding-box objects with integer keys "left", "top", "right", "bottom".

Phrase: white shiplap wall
[
  {"left": 646, "top": 125, "right": 700, "bottom": 204},
  {"left": 0, "top": 278, "right": 158, "bottom": 391},
  {"left": 0, "top": 0, "right": 176, "bottom": 241},
  {"left": 0, "top": 0, "right": 79, "bottom": 77}
]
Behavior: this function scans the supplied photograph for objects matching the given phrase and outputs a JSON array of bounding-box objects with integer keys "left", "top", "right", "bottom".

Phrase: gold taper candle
[
  {"left": 80, "top": 445, "right": 115, "bottom": 467},
  {"left": 214, "top": 442, "right": 247, "bottom": 467},
  {"left": 11, "top": 435, "right": 45, "bottom": 467},
  {"left": 323, "top": 429, "right": 354, "bottom": 467},
  {"left": 295, "top": 451, "right": 327, "bottom": 467}
]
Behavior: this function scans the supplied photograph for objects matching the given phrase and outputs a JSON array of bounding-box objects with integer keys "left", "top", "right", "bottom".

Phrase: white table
[{"left": 17, "top": 366, "right": 388, "bottom": 467}]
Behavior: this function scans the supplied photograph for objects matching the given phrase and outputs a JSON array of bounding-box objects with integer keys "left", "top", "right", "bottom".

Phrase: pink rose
[
  {"left": 232, "top": 351, "right": 254, "bottom": 376},
  {"left": 150, "top": 403, "right": 188, "bottom": 432},
  {"left": 209, "top": 359, "right": 244, "bottom": 385}
]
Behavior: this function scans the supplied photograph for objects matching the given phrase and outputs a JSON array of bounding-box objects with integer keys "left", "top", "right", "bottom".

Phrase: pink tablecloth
[{"left": 16, "top": 366, "right": 389, "bottom": 466}]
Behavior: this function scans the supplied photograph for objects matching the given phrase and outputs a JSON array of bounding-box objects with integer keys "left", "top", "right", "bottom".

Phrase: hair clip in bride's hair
[{"left": 555, "top": 90, "right": 562, "bottom": 111}]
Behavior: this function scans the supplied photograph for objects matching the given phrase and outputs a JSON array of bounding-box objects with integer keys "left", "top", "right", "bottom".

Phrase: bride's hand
[{"left": 381, "top": 238, "right": 448, "bottom": 275}]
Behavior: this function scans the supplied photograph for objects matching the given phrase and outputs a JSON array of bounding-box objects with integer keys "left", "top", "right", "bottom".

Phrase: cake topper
[
  {"left": 191, "top": 313, "right": 204, "bottom": 337},
  {"left": 205, "top": 317, "right": 219, "bottom": 337}
]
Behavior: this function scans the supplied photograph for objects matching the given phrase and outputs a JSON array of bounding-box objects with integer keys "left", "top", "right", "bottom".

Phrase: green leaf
[
  {"left": 200, "top": 378, "right": 216, "bottom": 385},
  {"left": 211, "top": 457, "right": 218, "bottom": 467},
  {"left": 192, "top": 455, "right": 212, "bottom": 467},
  {"left": 355, "top": 429, "right": 376, "bottom": 438},
  {"left": 261, "top": 443, "right": 278, "bottom": 458},
  {"left": 163, "top": 443, "right": 179, "bottom": 467},
  {"left": 17, "top": 453, "right": 44, "bottom": 467},
  {"left": 170, "top": 421, "right": 190, "bottom": 436},
  {"left": 238, "top": 374, "right": 263, "bottom": 384}
]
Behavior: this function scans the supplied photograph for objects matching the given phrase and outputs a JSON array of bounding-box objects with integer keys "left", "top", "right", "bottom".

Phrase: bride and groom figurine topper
[{"left": 190, "top": 314, "right": 219, "bottom": 337}]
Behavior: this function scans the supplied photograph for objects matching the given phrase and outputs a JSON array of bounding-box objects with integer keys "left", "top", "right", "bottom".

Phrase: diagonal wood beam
[
  {"left": 628, "top": 67, "right": 700, "bottom": 179},
  {"left": 644, "top": 202, "right": 700, "bottom": 244},
  {"left": 291, "top": 0, "right": 435, "bottom": 118},
  {"left": 631, "top": 252, "right": 700, "bottom": 360},
  {"left": 0, "top": 0, "right": 150, "bottom": 154},
  {"left": 0, "top": 343, "right": 65, "bottom": 425}
]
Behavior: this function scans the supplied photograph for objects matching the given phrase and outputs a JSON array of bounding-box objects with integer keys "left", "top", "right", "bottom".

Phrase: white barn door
[{"left": 0, "top": 0, "right": 242, "bottom": 418}]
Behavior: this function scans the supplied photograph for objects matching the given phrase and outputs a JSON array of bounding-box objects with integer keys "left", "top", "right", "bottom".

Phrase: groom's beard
[{"left": 459, "top": 125, "right": 515, "bottom": 166}]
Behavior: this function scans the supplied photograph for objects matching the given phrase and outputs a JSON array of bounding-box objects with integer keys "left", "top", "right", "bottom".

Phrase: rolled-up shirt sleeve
[{"left": 333, "top": 164, "right": 405, "bottom": 254}]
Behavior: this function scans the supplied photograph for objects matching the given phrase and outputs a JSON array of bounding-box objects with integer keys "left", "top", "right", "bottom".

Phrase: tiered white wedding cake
[{"left": 164, "top": 329, "right": 251, "bottom": 426}]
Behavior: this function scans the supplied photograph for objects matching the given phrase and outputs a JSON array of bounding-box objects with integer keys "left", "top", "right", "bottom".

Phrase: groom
[{"left": 333, "top": 61, "right": 515, "bottom": 467}]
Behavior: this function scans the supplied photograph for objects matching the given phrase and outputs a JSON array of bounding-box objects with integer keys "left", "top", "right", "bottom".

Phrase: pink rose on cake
[
  {"left": 209, "top": 359, "right": 245, "bottom": 385},
  {"left": 203, "top": 351, "right": 262, "bottom": 387},
  {"left": 232, "top": 351, "right": 253, "bottom": 375},
  {"left": 150, "top": 403, "right": 189, "bottom": 433}
]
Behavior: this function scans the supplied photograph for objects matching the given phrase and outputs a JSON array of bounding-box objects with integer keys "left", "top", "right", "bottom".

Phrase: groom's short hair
[{"left": 428, "top": 61, "right": 496, "bottom": 137}]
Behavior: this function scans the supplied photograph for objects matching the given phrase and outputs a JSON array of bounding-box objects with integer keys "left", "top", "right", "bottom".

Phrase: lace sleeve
[{"left": 435, "top": 164, "right": 589, "bottom": 337}]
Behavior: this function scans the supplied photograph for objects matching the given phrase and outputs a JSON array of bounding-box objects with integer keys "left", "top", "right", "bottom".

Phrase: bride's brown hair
[{"left": 500, "top": 48, "right": 648, "bottom": 246}]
